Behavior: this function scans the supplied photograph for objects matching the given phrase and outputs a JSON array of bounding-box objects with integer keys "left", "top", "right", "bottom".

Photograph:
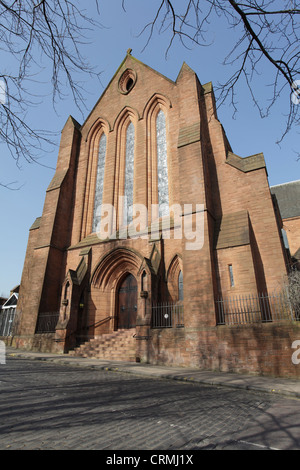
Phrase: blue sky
[{"left": 0, "top": 1, "right": 299, "bottom": 297}]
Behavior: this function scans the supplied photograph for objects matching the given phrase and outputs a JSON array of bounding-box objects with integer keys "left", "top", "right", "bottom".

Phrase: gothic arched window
[
  {"left": 156, "top": 110, "right": 169, "bottom": 217},
  {"left": 92, "top": 133, "right": 107, "bottom": 233},
  {"left": 123, "top": 121, "right": 135, "bottom": 226}
]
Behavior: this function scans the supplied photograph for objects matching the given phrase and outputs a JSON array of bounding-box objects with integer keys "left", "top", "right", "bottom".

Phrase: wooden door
[{"left": 118, "top": 274, "right": 137, "bottom": 329}]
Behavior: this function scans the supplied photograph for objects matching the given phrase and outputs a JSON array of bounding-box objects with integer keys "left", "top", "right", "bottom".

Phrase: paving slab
[{"left": 5, "top": 346, "right": 300, "bottom": 399}]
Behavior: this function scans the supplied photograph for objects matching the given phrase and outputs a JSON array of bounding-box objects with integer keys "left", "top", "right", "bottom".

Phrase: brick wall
[{"left": 149, "top": 322, "right": 300, "bottom": 378}]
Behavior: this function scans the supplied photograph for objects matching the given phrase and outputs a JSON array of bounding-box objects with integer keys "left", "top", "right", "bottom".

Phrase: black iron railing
[
  {"left": 0, "top": 308, "right": 18, "bottom": 336},
  {"left": 216, "top": 291, "right": 300, "bottom": 326},
  {"left": 35, "top": 312, "right": 59, "bottom": 333},
  {"left": 151, "top": 302, "right": 184, "bottom": 329}
]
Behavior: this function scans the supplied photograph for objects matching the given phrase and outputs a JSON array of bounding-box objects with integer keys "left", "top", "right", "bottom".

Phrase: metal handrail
[{"left": 55, "top": 316, "right": 113, "bottom": 342}]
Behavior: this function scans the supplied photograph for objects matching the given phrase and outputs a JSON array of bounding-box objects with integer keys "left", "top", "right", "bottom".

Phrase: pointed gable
[{"left": 81, "top": 51, "right": 177, "bottom": 138}]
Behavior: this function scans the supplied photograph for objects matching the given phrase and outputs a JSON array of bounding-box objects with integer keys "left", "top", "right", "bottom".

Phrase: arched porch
[{"left": 90, "top": 247, "right": 153, "bottom": 335}]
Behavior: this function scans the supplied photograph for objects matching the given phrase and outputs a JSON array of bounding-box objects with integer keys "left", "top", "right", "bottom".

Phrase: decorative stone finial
[{"left": 127, "top": 48, "right": 132, "bottom": 55}]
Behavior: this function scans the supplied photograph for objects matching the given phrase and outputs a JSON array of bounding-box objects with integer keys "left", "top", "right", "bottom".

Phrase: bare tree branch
[
  {"left": 0, "top": 0, "right": 102, "bottom": 187},
  {"left": 2, "top": 0, "right": 300, "bottom": 190},
  {"left": 126, "top": 0, "right": 300, "bottom": 143}
]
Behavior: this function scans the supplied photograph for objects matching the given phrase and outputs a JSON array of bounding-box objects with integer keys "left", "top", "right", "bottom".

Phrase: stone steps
[{"left": 68, "top": 328, "right": 137, "bottom": 361}]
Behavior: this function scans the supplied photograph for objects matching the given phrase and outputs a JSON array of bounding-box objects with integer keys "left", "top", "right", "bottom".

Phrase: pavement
[{"left": 5, "top": 346, "right": 300, "bottom": 399}]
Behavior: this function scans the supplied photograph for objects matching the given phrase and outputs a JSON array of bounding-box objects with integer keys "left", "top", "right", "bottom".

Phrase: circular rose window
[{"left": 118, "top": 69, "right": 137, "bottom": 94}]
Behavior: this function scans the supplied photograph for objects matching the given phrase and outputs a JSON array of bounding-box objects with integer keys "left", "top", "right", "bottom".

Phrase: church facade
[{"left": 14, "top": 52, "right": 300, "bottom": 377}]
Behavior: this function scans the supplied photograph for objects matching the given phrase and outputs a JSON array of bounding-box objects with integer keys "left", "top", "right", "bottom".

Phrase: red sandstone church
[{"left": 14, "top": 52, "right": 300, "bottom": 377}]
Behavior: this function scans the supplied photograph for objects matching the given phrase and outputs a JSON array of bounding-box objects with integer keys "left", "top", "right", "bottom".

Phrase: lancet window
[
  {"left": 92, "top": 133, "right": 107, "bottom": 233},
  {"left": 123, "top": 121, "right": 135, "bottom": 226},
  {"left": 156, "top": 110, "right": 169, "bottom": 217}
]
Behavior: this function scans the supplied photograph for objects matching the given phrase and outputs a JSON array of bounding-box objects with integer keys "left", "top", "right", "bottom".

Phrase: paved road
[{"left": 0, "top": 356, "right": 300, "bottom": 451}]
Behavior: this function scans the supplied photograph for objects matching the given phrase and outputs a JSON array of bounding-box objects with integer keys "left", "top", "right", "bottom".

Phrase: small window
[
  {"left": 178, "top": 271, "right": 184, "bottom": 301},
  {"left": 118, "top": 69, "right": 137, "bottom": 94},
  {"left": 64, "top": 281, "right": 70, "bottom": 299},
  {"left": 141, "top": 271, "right": 147, "bottom": 291},
  {"left": 126, "top": 77, "right": 134, "bottom": 92},
  {"left": 229, "top": 265, "right": 235, "bottom": 287}
]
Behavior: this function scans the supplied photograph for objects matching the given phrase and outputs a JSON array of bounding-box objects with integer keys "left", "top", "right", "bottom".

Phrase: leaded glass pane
[
  {"left": 92, "top": 133, "right": 107, "bottom": 232},
  {"left": 123, "top": 122, "right": 135, "bottom": 226},
  {"left": 156, "top": 110, "right": 169, "bottom": 217}
]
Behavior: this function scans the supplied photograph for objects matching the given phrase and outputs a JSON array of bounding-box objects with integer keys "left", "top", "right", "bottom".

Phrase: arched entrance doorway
[{"left": 117, "top": 274, "right": 137, "bottom": 329}]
